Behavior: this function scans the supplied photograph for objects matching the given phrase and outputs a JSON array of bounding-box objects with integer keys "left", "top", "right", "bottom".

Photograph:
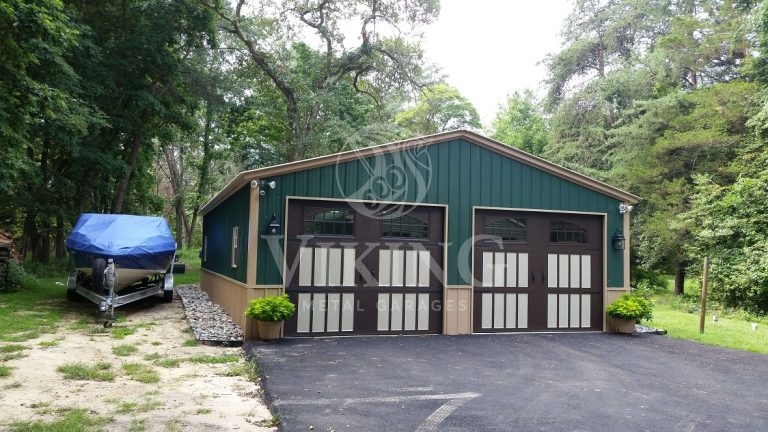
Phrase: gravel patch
[
  {"left": 636, "top": 324, "right": 667, "bottom": 334},
  {"left": 177, "top": 284, "right": 244, "bottom": 346}
]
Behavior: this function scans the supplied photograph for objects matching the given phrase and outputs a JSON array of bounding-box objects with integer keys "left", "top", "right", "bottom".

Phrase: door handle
[
  {"left": 541, "top": 272, "right": 546, "bottom": 282},
  {"left": 531, "top": 272, "right": 535, "bottom": 282}
]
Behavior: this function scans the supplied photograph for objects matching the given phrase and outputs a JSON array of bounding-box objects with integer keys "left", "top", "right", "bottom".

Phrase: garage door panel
[
  {"left": 285, "top": 200, "right": 443, "bottom": 336},
  {"left": 475, "top": 210, "right": 602, "bottom": 333}
]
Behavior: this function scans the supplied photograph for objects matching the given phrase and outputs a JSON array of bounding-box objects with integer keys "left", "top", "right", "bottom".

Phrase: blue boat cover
[{"left": 66, "top": 214, "right": 176, "bottom": 267}]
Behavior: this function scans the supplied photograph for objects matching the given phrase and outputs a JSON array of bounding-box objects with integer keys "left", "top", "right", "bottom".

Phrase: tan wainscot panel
[
  {"left": 444, "top": 286, "right": 473, "bottom": 335},
  {"left": 200, "top": 269, "right": 282, "bottom": 339}
]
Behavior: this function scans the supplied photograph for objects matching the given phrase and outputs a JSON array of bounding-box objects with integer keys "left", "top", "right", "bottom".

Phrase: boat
[{"left": 65, "top": 213, "right": 177, "bottom": 325}]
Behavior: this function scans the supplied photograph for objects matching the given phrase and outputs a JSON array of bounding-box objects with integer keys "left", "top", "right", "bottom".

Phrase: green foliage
[
  {"left": 606, "top": 293, "right": 653, "bottom": 322},
  {"left": 9, "top": 408, "right": 113, "bottom": 432},
  {"left": 395, "top": 83, "right": 481, "bottom": 135},
  {"left": 121, "top": 363, "right": 160, "bottom": 384},
  {"left": 682, "top": 169, "right": 768, "bottom": 314},
  {"left": 112, "top": 344, "right": 139, "bottom": 357},
  {"left": 244, "top": 294, "right": 295, "bottom": 322},
  {"left": 0, "top": 261, "right": 25, "bottom": 292},
  {"left": 490, "top": 90, "right": 549, "bottom": 155},
  {"left": 57, "top": 362, "right": 115, "bottom": 381}
]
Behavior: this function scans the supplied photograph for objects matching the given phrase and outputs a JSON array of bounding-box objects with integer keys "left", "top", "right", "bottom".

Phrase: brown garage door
[
  {"left": 283, "top": 200, "right": 444, "bottom": 336},
  {"left": 473, "top": 210, "right": 603, "bottom": 332}
]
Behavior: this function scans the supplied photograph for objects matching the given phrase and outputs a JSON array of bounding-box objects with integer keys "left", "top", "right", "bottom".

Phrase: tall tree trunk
[
  {"left": 186, "top": 101, "right": 215, "bottom": 248},
  {"left": 55, "top": 216, "right": 66, "bottom": 259},
  {"left": 674, "top": 261, "right": 686, "bottom": 296},
  {"left": 20, "top": 210, "right": 35, "bottom": 260},
  {"left": 111, "top": 131, "right": 143, "bottom": 214}
]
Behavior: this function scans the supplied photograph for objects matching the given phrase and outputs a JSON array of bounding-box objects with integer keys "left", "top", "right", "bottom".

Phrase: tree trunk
[
  {"left": 55, "top": 216, "right": 66, "bottom": 259},
  {"left": 111, "top": 131, "right": 143, "bottom": 214},
  {"left": 674, "top": 261, "right": 686, "bottom": 296},
  {"left": 186, "top": 101, "right": 215, "bottom": 249}
]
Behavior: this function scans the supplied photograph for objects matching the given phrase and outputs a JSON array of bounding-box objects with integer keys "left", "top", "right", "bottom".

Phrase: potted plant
[
  {"left": 244, "top": 294, "right": 296, "bottom": 340},
  {"left": 606, "top": 292, "right": 653, "bottom": 334}
]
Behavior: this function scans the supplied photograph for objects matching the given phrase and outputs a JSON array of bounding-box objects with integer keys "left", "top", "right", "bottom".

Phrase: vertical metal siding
[
  {"left": 254, "top": 139, "right": 626, "bottom": 287},
  {"left": 201, "top": 185, "right": 250, "bottom": 282}
]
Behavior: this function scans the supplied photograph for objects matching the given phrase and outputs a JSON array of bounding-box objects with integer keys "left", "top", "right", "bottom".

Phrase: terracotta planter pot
[
  {"left": 612, "top": 317, "right": 637, "bottom": 334},
  {"left": 257, "top": 320, "right": 283, "bottom": 341}
]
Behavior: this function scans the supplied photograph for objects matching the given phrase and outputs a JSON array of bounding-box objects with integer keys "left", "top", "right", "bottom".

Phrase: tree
[
  {"left": 394, "top": 83, "right": 480, "bottom": 136},
  {"left": 203, "top": 0, "right": 439, "bottom": 161},
  {"left": 489, "top": 90, "right": 549, "bottom": 155},
  {"left": 544, "top": 0, "right": 669, "bottom": 108}
]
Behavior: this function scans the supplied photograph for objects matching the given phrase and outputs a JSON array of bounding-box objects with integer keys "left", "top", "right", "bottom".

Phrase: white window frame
[{"left": 231, "top": 226, "right": 239, "bottom": 268}]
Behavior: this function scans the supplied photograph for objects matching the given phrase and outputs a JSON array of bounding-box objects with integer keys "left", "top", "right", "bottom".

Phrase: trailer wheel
[{"left": 91, "top": 258, "right": 106, "bottom": 292}]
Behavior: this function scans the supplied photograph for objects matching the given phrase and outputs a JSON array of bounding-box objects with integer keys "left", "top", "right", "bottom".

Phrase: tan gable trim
[{"left": 200, "top": 130, "right": 640, "bottom": 215}]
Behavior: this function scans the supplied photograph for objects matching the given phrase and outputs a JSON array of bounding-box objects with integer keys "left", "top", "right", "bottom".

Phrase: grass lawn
[
  {"left": 0, "top": 248, "right": 200, "bottom": 341},
  {"left": 647, "top": 277, "right": 768, "bottom": 355},
  {"left": 0, "top": 277, "right": 67, "bottom": 342},
  {"left": 172, "top": 248, "right": 201, "bottom": 285}
]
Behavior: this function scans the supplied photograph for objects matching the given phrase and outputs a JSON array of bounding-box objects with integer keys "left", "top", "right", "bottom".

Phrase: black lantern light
[
  {"left": 612, "top": 229, "right": 626, "bottom": 250},
  {"left": 267, "top": 213, "right": 281, "bottom": 234}
]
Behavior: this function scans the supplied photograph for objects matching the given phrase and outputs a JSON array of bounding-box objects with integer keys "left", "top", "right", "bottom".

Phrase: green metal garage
[{"left": 199, "top": 130, "right": 639, "bottom": 338}]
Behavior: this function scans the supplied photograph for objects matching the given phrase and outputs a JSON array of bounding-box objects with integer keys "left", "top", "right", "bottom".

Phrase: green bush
[
  {"left": 630, "top": 268, "right": 669, "bottom": 295},
  {"left": 244, "top": 294, "right": 295, "bottom": 322},
  {"left": 606, "top": 293, "right": 653, "bottom": 322},
  {"left": 0, "top": 261, "right": 25, "bottom": 292}
]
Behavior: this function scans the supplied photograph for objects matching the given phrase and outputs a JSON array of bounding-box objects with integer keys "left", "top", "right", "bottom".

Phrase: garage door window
[
  {"left": 382, "top": 214, "right": 428, "bottom": 239},
  {"left": 550, "top": 220, "right": 588, "bottom": 243},
  {"left": 304, "top": 208, "right": 355, "bottom": 236},
  {"left": 484, "top": 218, "right": 527, "bottom": 242}
]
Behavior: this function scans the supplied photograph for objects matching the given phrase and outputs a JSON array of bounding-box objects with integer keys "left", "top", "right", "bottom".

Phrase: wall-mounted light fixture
[
  {"left": 267, "top": 213, "right": 281, "bottom": 234},
  {"left": 250, "top": 179, "right": 277, "bottom": 196},
  {"left": 618, "top": 203, "right": 634, "bottom": 214},
  {"left": 612, "top": 229, "right": 626, "bottom": 250}
]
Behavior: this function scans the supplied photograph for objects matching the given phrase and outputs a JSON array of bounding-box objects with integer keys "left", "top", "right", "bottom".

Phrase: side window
[
  {"left": 550, "top": 220, "right": 588, "bottom": 243},
  {"left": 484, "top": 217, "right": 527, "bottom": 242},
  {"left": 303, "top": 208, "right": 355, "bottom": 236},
  {"left": 382, "top": 213, "right": 429, "bottom": 239},
  {"left": 231, "top": 226, "right": 239, "bottom": 268},
  {"left": 203, "top": 235, "right": 208, "bottom": 262}
]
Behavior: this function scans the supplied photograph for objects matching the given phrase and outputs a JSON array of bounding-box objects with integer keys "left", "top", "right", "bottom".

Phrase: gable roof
[{"left": 200, "top": 130, "right": 640, "bottom": 215}]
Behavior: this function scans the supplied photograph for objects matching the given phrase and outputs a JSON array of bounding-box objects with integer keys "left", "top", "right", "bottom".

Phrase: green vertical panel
[
  {"left": 423, "top": 144, "right": 438, "bottom": 203},
  {"left": 530, "top": 168, "right": 542, "bottom": 209},
  {"left": 542, "top": 171, "right": 551, "bottom": 210},
  {"left": 500, "top": 158, "right": 513, "bottom": 205},
  {"left": 201, "top": 185, "right": 249, "bottom": 283},
  {"left": 437, "top": 143, "right": 450, "bottom": 203},
  {"left": 513, "top": 161, "right": 523, "bottom": 208},
  {"left": 520, "top": 164, "right": 532, "bottom": 208},
  {"left": 477, "top": 145, "right": 490, "bottom": 205}
]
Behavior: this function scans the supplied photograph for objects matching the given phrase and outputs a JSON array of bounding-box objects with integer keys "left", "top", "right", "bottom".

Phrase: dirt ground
[{"left": 0, "top": 295, "right": 275, "bottom": 431}]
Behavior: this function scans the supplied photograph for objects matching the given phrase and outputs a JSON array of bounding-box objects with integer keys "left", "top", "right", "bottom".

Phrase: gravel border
[{"left": 177, "top": 284, "right": 244, "bottom": 346}]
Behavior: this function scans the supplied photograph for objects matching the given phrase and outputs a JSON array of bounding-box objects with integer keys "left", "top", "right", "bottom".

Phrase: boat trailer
[{"left": 66, "top": 258, "right": 175, "bottom": 327}]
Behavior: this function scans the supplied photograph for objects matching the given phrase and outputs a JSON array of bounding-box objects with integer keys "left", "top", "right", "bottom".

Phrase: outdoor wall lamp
[
  {"left": 267, "top": 213, "right": 281, "bottom": 234},
  {"left": 612, "top": 229, "right": 626, "bottom": 250},
  {"left": 250, "top": 179, "right": 277, "bottom": 196},
  {"left": 618, "top": 203, "right": 633, "bottom": 214}
]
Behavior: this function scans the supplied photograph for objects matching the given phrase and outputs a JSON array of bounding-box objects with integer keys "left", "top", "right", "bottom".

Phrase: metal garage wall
[
  {"left": 255, "top": 139, "right": 625, "bottom": 287},
  {"left": 201, "top": 184, "right": 250, "bottom": 283}
]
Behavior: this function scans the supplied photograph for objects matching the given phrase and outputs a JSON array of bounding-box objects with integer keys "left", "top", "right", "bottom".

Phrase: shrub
[
  {"left": 606, "top": 293, "right": 653, "bottom": 322},
  {"left": 0, "top": 261, "right": 24, "bottom": 292},
  {"left": 244, "top": 294, "right": 295, "bottom": 322}
]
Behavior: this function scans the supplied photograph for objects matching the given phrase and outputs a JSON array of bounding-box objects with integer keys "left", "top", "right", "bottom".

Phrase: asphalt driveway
[{"left": 246, "top": 333, "right": 768, "bottom": 431}]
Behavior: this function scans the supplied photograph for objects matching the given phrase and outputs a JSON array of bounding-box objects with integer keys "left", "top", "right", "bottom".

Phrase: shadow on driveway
[{"left": 245, "top": 333, "right": 768, "bottom": 431}]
